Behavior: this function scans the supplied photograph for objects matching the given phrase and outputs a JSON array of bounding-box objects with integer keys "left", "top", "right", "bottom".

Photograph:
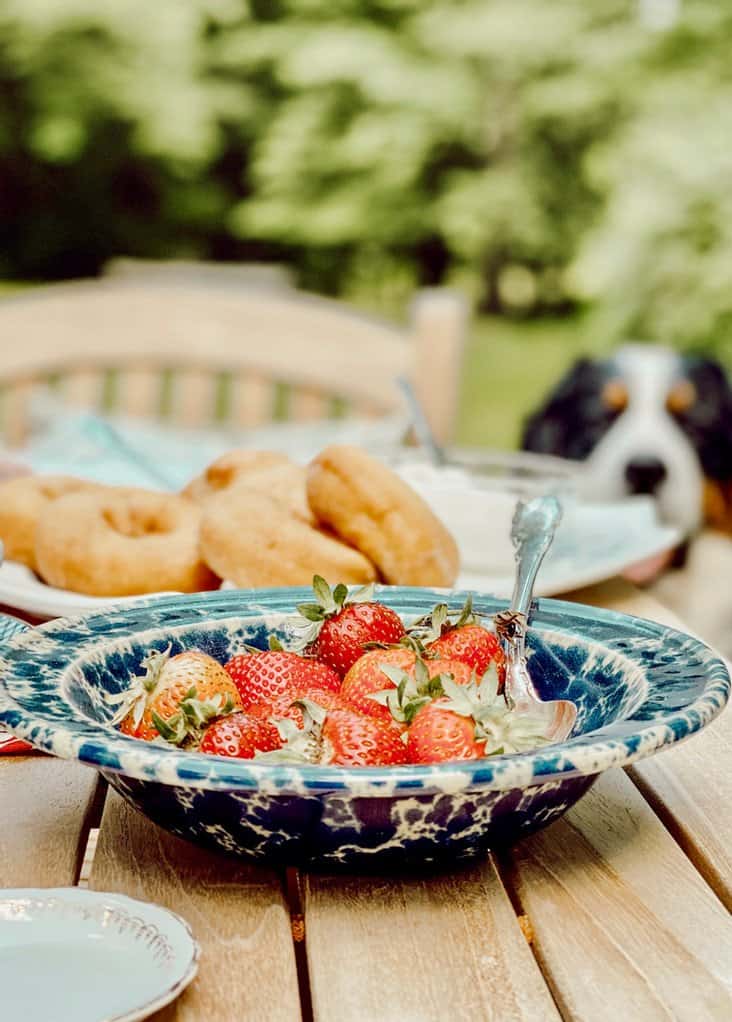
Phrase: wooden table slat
[
  {"left": 304, "top": 857, "right": 561, "bottom": 1022},
  {"left": 502, "top": 768, "right": 732, "bottom": 1022},
  {"left": 572, "top": 579, "right": 732, "bottom": 911},
  {"left": 0, "top": 758, "right": 104, "bottom": 888},
  {"left": 90, "top": 792, "right": 302, "bottom": 1022}
]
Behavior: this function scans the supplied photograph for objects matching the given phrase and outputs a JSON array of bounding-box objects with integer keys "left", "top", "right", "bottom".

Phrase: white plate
[
  {"left": 0, "top": 560, "right": 179, "bottom": 619},
  {"left": 0, "top": 888, "right": 199, "bottom": 1022}
]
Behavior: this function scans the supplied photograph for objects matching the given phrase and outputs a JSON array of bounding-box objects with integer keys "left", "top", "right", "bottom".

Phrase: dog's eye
[
  {"left": 602, "top": 378, "right": 628, "bottom": 413},
  {"left": 666, "top": 379, "right": 697, "bottom": 416}
]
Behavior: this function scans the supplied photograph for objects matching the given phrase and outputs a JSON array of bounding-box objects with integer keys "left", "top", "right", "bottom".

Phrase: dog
[
  {"left": 521, "top": 343, "right": 732, "bottom": 537},
  {"left": 521, "top": 343, "right": 732, "bottom": 655}
]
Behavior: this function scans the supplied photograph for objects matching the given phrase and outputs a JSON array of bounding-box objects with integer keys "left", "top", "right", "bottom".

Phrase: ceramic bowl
[{"left": 0, "top": 588, "right": 728, "bottom": 870}]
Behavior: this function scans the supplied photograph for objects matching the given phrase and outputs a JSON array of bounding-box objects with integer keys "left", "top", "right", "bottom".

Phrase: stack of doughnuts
[{"left": 0, "top": 445, "right": 459, "bottom": 597}]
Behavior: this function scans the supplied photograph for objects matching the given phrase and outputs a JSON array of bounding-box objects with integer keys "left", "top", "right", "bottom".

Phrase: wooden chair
[{"left": 0, "top": 272, "right": 467, "bottom": 448}]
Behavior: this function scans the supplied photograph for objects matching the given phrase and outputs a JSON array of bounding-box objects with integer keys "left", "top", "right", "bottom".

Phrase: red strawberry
[
  {"left": 339, "top": 647, "right": 417, "bottom": 721},
  {"left": 224, "top": 649, "right": 341, "bottom": 713},
  {"left": 412, "top": 597, "right": 505, "bottom": 685},
  {"left": 341, "top": 648, "right": 475, "bottom": 728},
  {"left": 295, "top": 576, "right": 406, "bottom": 676},
  {"left": 427, "top": 624, "right": 504, "bottom": 678},
  {"left": 406, "top": 671, "right": 549, "bottom": 764},
  {"left": 321, "top": 708, "right": 408, "bottom": 767},
  {"left": 407, "top": 699, "right": 488, "bottom": 764},
  {"left": 259, "top": 699, "right": 408, "bottom": 767},
  {"left": 250, "top": 686, "right": 350, "bottom": 729},
  {"left": 116, "top": 648, "right": 241, "bottom": 742},
  {"left": 199, "top": 712, "right": 282, "bottom": 759}
]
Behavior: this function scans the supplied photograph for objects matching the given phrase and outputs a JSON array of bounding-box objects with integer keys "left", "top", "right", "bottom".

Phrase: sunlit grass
[{"left": 456, "top": 313, "right": 608, "bottom": 449}]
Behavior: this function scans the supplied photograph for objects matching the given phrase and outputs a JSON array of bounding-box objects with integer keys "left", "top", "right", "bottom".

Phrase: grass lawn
[{"left": 456, "top": 313, "right": 606, "bottom": 449}]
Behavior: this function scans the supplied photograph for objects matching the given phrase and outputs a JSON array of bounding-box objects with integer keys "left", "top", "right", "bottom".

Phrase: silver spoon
[
  {"left": 396, "top": 376, "right": 446, "bottom": 466},
  {"left": 494, "top": 496, "right": 577, "bottom": 743}
]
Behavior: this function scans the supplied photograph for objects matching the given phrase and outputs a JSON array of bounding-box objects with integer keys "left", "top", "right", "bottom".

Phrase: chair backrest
[{"left": 0, "top": 276, "right": 466, "bottom": 447}]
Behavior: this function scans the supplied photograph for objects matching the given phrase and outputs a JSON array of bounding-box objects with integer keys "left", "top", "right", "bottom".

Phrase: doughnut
[
  {"left": 183, "top": 449, "right": 314, "bottom": 523},
  {"left": 34, "top": 487, "right": 219, "bottom": 596},
  {"left": 306, "top": 445, "right": 460, "bottom": 586},
  {"left": 199, "top": 489, "right": 377, "bottom": 588},
  {"left": 0, "top": 474, "right": 99, "bottom": 570}
]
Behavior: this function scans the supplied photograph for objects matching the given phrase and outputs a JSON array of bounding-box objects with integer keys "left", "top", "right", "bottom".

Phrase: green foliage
[
  {"left": 0, "top": 0, "right": 730, "bottom": 359},
  {"left": 569, "top": 4, "right": 732, "bottom": 361}
]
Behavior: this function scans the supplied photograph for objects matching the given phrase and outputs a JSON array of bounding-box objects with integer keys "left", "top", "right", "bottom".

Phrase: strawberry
[
  {"left": 341, "top": 648, "right": 474, "bottom": 726},
  {"left": 412, "top": 597, "right": 505, "bottom": 684},
  {"left": 199, "top": 712, "right": 282, "bottom": 759},
  {"left": 115, "top": 647, "right": 241, "bottom": 741},
  {"left": 320, "top": 708, "right": 408, "bottom": 767},
  {"left": 367, "top": 656, "right": 476, "bottom": 727},
  {"left": 294, "top": 576, "right": 406, "bottom": 676},
  {"left": 263, "top": 700, "right": 408, "bottom": 767},
  {"left": 339, "top": 647, "right": 417, "bottom": 722},
  {"left": 407, "top": 700, "right": 488, "bottom": 764},
  {"left": 250, "top": 685, "right": 350, "bottom": 729},
  {"left": 224, "top": 647, "right": 341, "bottom": 713},
  {"left": 406, "top": 671, "right": 550, "bottom": 764}
]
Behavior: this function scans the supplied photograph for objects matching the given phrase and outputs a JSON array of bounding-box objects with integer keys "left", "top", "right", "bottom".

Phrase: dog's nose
[{"left": 624, "top": 456, "right": 668, "bottom": 495}]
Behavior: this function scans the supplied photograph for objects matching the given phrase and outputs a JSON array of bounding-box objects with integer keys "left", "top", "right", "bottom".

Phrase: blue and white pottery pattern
[{"left": 0, "top": 588, "right": 727, "bottom": 869}]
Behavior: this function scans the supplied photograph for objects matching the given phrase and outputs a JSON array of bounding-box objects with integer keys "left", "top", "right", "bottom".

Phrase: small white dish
[{"left": 0, "top": 888, "right": 199, "bottom": 1022}]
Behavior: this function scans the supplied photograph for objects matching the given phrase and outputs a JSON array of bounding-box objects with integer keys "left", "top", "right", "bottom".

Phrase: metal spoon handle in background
[{"left": 396, "top": 376, "right": 446, "bottom": 466}]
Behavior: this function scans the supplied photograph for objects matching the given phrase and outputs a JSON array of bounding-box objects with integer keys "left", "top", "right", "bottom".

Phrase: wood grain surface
[
  {"left": 571, "top": 578, "right": 732, "bottom": 910},
  {"left": 304, "top": 857, "right": 560, "bottom": 1022},
  {"left": 0, "top": 756, "right": 102, "bottom": 887},
  {"left": 503, "top": 768, "right": 732, "bottom": 1021},
  {"left": 90, "top": 791, "right": 301, "bottom": 1022}
]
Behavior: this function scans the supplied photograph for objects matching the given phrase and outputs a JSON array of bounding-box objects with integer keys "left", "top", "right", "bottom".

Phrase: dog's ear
[
  {"left": 677, "top": 356, "right": 732, "bottom": 482},
  {"left": 521, "top": 357, "right": 618, "bottom": 460}
]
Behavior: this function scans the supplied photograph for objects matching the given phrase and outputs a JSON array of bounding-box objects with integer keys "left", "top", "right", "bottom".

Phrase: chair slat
[
  {"left": 231, "top": 372, "right": 276, "bottom": 427},
  {"left": 409, "top": 289, "right": 467, "bottom": 446},
  {"left": 61, "top": 369, "right": 105, "bottom": 410},
  {"left": 1, "top": 380, "right": 36, "bottom": 447},
  {"left": 169, "top": 369, "right": 217, "bottom": 427},
  {"left": 117, "top": 368, "right": 163, "bottom": 419},
  {"left": 290, "top": 386, "right": 330, "bottom": 422}
]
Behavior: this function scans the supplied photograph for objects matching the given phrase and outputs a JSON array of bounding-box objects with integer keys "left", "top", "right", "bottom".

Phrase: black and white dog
[{"left": 522, "top": 344, "right": 732, "bottom": 538}]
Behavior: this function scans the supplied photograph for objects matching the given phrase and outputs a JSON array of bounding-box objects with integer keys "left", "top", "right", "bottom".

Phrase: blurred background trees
[{"left": 0, "top": 0, "right": 729, "bottom": 439}]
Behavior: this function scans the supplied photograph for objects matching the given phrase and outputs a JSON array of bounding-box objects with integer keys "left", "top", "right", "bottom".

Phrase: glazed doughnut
[
  {"left": 34, "top": 488, "right": 219, "bottom": 596},
  {"left": 183, "top": 449, "right": 314, "bottom": 523},
  {"left": 199, "top": 489, "right": 377, "bottom": 588},
  {"left": 306, "top": 445, "right": 460, "bottom": 586},
  {"left": 0, "top": 474, "right": 99, "bottom": 570}
]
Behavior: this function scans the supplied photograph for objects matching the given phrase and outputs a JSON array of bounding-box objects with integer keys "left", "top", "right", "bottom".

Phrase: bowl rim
[{"left": 0, "top": 587, "right": 728, "bottom": 796}]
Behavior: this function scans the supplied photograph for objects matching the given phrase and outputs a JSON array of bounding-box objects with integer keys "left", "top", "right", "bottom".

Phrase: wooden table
[{"left": 2, "top": 580, "right": 731, "bottom": 1021}]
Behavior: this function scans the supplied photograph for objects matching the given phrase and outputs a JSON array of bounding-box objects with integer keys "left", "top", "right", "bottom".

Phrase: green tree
[{"left": 570, "top": 3, "right": 732, "bottom": 361}]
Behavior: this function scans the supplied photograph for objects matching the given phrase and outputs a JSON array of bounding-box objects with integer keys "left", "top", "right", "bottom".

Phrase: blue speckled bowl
[{"left": 0, "top": 588, "right": 728, "bottom": 870}]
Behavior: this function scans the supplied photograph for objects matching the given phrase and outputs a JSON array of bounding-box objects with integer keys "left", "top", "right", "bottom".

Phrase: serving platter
[{"left": 0, "top": 887, "right": 198, "bottom": 1021}]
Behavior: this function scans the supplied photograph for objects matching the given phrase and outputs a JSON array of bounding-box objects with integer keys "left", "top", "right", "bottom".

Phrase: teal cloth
[{"left": 16, "top": 397, "right": 409, "bottom": 489}]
